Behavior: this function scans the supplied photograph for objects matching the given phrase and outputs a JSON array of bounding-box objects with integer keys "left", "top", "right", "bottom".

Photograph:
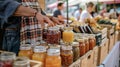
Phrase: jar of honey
[
  {"left": 89, "top": 34, "right": 96, "bottom": 50},
  {"left": 61, "top": 45, "right": 73, "bottom": 67},
  {"left": 63, "top": 27, "right": 74, "bottom": 44},
  {"left": 13, "top": 57, "right": 30, "bottom": 67},
  {"left": 84, "top": 37, "right": 89, "bottom": 53},
  {"left": 45, "top": 49, "right": 61, "bottom": 67},
  {"left": 77, "top": 38, "right": 86, "bottom": 57},
  {"left": 0, "top": 52, "right": 16, "bottom": 67},
  {"left": 18, "top": 44, "right": 33, "bottom": 59},
  {"left": 32, "top": 46, "right": 46, "bottom": 67},
  {"left": 46, "top": 27, "right": 61, "bottom": 44},
  {"left": 72, "top": 42, "right": 80, "bottom": 61}
]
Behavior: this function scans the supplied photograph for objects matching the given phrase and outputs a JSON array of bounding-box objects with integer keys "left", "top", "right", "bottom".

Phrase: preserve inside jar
[
  {"left": 61, "top": 45, "right": 73, "bottom": 67},
  {"left": 18, "top": 44, "right": 33, "bottom": 59},
  {"left": 84, "top": 37, "right": 89, "bottom": 53},
  {"left": 32, "top": 46, "right": 46, "bottom": 67},
  {"left": 13, "top": 57, "right": 30, "bottom": 67},
  {"left": 63, "top": 27, "right": 74, "bottom": 44},
  {"left": 45, "top": 49, "right": 61, "bottom": 67},
  {"left": 77, "top": 38, "right": 86, "bottom": 57},
  {"left": 0, "top": 52, "right": 16, "bottom": 67},
  {"left": 89, "top": 34, "right": 96, "bottom": 50},
  {"left": 46, "top": 27, "right": 61, "bottom": 44}
]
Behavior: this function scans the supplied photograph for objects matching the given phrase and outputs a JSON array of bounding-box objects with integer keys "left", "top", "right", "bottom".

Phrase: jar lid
[
  {"left": 47, "top": 49, "right": 60, "bottom": 56},
  {"left": 72, "top": 42, "right": 79, "bottom": 46},
  {"left": 88, "top": 34, "right": 95, "bottom": 38},
  {"left": 64, "top": 27, "right": 73, "bottom": 31},
  {"left": 34, "top": 46, "right": 46, "bottom": 53},
  {"left": 61, "top": 45, "right": 72, "bottom": 50},
  {"left": 14, "top": 57, "right": 30, "bottom": 66},
  {"left": 49, "top": 45, "right": 60, "bottom": 49},
  {"left": 0, "top": 52, "right": 16, "bottom": 61},
  {"left": 20, "top": 44, "right": 32, "bottom": 50}
]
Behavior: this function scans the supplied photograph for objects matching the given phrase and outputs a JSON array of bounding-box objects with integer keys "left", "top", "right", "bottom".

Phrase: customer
[
  {"left": 0, "top": 0, "right": 59, "bottom": 54},
  {"left": 74, "top": 8, "right": 82, "bottom": 21},
  {"left": 79, "top": 2, "right": 94, "bottom": 23},
  {"left": 53, "top": 2, "right": 66, "bottom": 22}
]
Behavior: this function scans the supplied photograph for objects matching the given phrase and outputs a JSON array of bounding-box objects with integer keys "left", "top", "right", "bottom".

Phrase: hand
[
  {"left": 43, "top": 16, "right": 54, "bottom": 27},
  {"left": 50, "top": 17, "right": 62, "bottom": 25},
  {"left": 36, "top": 13, "right": 45, "bottom": 28}
]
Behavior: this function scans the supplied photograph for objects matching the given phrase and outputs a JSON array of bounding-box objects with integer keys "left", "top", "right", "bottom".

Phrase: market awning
[
  {"left": 47, "top": 2, "right": 58, "bottom": 9},
  {"left": 81, "top": 0, "right": 114, "bottom": 2},
  {"left": 104, "top": 0, "right": 120, "bottom": 4}
]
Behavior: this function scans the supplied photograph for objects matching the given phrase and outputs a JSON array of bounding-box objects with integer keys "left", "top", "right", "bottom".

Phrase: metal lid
[
  {"left": 61, "top": 45, "right": 72, "bottom": 50},
  {"left": 47, "top": 49, "right": 60, "bottom": 56},
  {"left": 34, "top": 46, "right": 46, "bottom": 53}
]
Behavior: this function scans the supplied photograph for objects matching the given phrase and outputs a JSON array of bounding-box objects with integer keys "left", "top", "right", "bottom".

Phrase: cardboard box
[
  {"left": 97, "top": 39, "right": 108, "bottom": 65},
  {"left": 69, "top": 59, "right": 81, "bottom": 67}
]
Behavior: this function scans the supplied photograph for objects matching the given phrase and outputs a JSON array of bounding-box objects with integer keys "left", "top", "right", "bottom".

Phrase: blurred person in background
[
  {"left": 53, "top": 2, "right": 66, "bottom": 22},
  {"left": 109, "top": 5, "right": 118, "bottom": 19},
  {"left": 100, "top": 7, "right": 107, "bottom": 18},
  {"left": 79, "top": 2, "right": 94, "bottom": 23},
  {"left": 74, "top": 8, "right": 82, "bottom": 21}
]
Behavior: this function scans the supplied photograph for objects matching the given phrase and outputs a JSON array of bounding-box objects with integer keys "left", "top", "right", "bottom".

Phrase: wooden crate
[
  {"left": 80, "top": 50, "right": 94, "bottom": 67},
  {"left": 69, "top": 59, "right": 81, "bottom": 67},
  {"left": 108, "top": 34, "right": 115, "bottom": 53},
  {"left": 97, "top": 38, "right": 108, "bottom": 66},
  {"left": 114, "top": 31, "right": 119, "bottom": 44},
  {"left": 100, "top": 28, "right": 107, "bottom": 39},
  {"left": 93, "top": 46, "right": 98, "bottom": 67}
]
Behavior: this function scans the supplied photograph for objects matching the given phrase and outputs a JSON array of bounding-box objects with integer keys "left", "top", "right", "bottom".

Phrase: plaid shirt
[{"left": 20, "top": 0, "right": 42, "bottom": 44}]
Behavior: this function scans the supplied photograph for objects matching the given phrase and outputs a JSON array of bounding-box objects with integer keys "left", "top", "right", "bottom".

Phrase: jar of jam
[
  {"left": 0, "top": 52, "right": 16, "bottom": 67},
  {"left": 84, "top": 37, "right": 89, "bottom": 53},
  {"left": 45, "top": 49, "right": 61, "bottom": 67},
  {"left": 72, "top": 42, "right": 80, "bottom": 61},
  {"left": 77, "top": 38, "right": 86, "bottom": 57},
  {"left": 46, "top": 27, "right": 61, "bottom": 44},
  {"left": 63, "top": 27, "right": 74, "bottom": 44},
  {"left": 61, "top": 45, "right": 73, "bottom": 67},
  {"left": 40, "top": 40, "right": 48, "bottom": 49},
  {"left": 19, "top": 44, "right": 33, "bottom": 59},
  {"left": 13, "top": 57, "right": 30, "bottom": 67},
  {"left": 89, "top": 34, "right": 96, "bottom": 50},
  {"left": 32, "top": 46, "right": 46, "bottom": 67}
]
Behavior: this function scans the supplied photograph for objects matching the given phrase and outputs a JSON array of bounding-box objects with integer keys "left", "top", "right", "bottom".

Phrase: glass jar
[
  {"left": 77, "top": 38, "right": 86, "bottom": 57},
  {"left": 18, "top": 44, "right": 33, "bottom": 59},
  {"left": 63, "top": 27, "right": 74, "bottom": 44},
  {"left": 40, "top": 40, "right": 48, "bottom": 49},
  {"left": 72, "top": 42, "right": 80, "bottom": 61},
  {"left": 32, "top": 46, "right": 46, "bottom": 67},
  {"left": 61, "top": 45, "right": 73, "bottom": 67},
  {"left": 89, "top": 34, "right": 96, "bottom": 50},
  {"left": 0, "top": 52, "right": 16, "bottom": 67},
  {"left": 13, "top": 57, "right": 30, "bottom": 67},
  {"left": 43, "top": 27, "right": 48, "bottom": 41},
  {"left": 45, "top": 49, "right": 61, "bottom": 67},
  {"left": 46, "top": 27, "right": 61, "bottom": 44},
  {"left": 84, "top": 37, "right": 89, "bottom": 53}
]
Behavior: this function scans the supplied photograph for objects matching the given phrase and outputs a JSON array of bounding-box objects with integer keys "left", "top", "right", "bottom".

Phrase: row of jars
[
  {"left": 43, "top": 26, "right": 74, "bottom": 44},
  {"left": 18, "top": 35, "right": 96, "bottom": 67}
]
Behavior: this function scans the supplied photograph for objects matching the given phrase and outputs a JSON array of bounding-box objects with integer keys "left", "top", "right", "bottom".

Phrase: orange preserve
[
  {"left": 63, "top": 27, "right": 74, "bottom": 43},
  {"left": 19, "top": 44, "right": 33, "bottom": 59},
  {"left": 45, "top": 49, "right": 61, "bottom": 67},
  {"left": 32, "top": 46, "right": 46, "bottom": 67}
]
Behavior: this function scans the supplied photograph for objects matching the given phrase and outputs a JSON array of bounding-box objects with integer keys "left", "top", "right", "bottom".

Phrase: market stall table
[{"left": 98, "top": 42, "right": 120, "bottom": 67}]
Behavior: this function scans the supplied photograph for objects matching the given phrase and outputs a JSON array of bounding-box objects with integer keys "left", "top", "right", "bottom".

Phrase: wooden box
[
  {"left": 69, "top": 59, "right": 81, "bottom": 67},
  {"left": 114, "top": 31, "right": 119, "bottom": 44},
  {"left": 80, "top": 50, "right": 94, "bottom": 67},
  {"left": 108, "top": 34, "right": 115, "bottom": 53},
  {"left": 97, "top": 39, "right": 108, "bottom": 66},
  {"left": 93, "top": 46, "right": 98, "bottom": 67},
  {"left": 100, "top": 28, "right": 107, "bottom": 39}
]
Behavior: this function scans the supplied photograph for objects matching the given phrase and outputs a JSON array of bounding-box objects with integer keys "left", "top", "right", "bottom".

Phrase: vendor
[
  {"left": 53, "top": 2, "right": 66, "bottom": 22},
  {"left": 0, "top": 0, "right": 61, "bottom": 54},
  {"left": 79, "top": 2, "right": 94, "bottom": 23}
]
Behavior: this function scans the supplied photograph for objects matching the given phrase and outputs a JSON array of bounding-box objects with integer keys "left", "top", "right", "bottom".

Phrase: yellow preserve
[
  {"left": 19, "top": 44, "right": 33, "bottom": 59},
  {"left": 45, "top": 49, "right": 61, "bottom": 67},
  {"left": 32, "top": 46, "right": 46, "bottom": 67},
  {"left": 63, "top": 27, "right": 74, "bottom": 43}
]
